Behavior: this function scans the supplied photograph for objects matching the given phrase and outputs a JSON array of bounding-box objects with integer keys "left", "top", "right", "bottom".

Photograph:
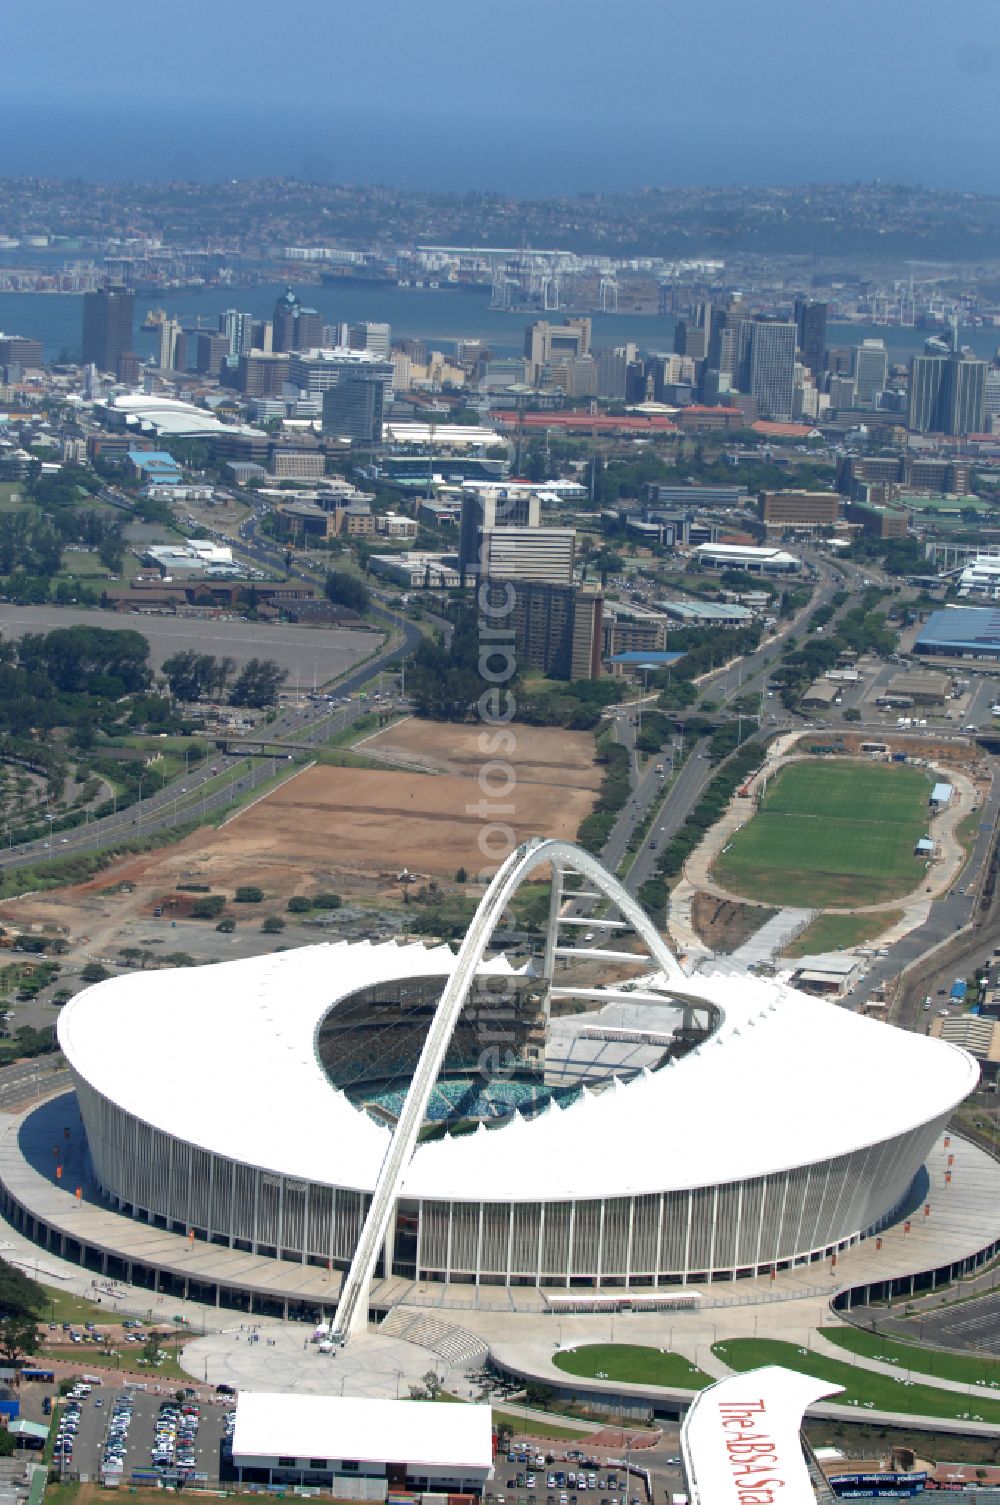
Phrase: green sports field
[{"left": 712, "top": 759, "right": 933, "bottom": 907}]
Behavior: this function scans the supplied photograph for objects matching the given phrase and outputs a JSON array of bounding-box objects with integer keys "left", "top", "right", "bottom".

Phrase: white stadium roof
[
  {"left": 105, "top": 394, "right": 258, "bottom": 439},
  {"left": 682, "top": 1365, "right": 842, "bottom": 1505},
  {"left": 232, "top": 1392, "right": 493, "bottom": 1471},
  {"left": 57, "top": 939, "right": 978, "bottom": 1204}
]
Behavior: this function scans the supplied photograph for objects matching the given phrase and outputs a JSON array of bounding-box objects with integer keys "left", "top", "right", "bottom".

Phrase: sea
[{"left": 2, "top": 279, "right": 1000, "bottom": 367}]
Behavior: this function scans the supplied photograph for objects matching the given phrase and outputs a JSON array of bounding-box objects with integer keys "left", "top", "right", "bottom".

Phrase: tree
[
  {"left": 80, "top": 962, "right": 109, "bottom": 984},
  {"left": 162, "top": 651, "right": 218, "bottom": 703},
  {"left": 287, "top": 895, "right": 312, "bottom": 912},
  {"left": 191, "top": 895, "right": 225, "bottom": 919},
  {"left": 261, "top": 915, "right": 285, "bottom": 933},
  {"left": 216, "top": 918, "right": 236, "bottom": 934},
  {"left": 313, "top": 892, "right": 341, "bottom": 910},
  {"left": 234, "top": 886, "right": 264, "bottom": 903},
  {"left": 0, "top": 1313, "right": 37, "bottom": 1366},
  {"left": 325, "top": 571, "right": 370, "bottom": 615},
  {"left": 229, "top": 659, "right": 287, "bottom": 709}
]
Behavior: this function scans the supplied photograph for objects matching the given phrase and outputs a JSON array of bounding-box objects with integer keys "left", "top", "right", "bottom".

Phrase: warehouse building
[
  {"left": 914, "top": 607, "right": 1000, "bottom": 661},
  {"left": 693, "top": 543, "right": 801, "bottom": 575},
  {"left": 231, "top": 1393, "right": 493, "bottom": 1495}
]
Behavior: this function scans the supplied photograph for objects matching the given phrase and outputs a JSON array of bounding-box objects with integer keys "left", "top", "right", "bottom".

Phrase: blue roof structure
[
  {"left": 606, "top": 650, "right": 686, "bottom": 667},
  {"left": 128, "top": 450, "right": 182, "bottom": 480},
  {"left": 915, "top": 606, "right": 1000, "bottom": 657}
]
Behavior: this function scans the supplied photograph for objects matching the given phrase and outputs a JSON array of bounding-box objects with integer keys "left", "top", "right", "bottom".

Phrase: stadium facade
[{"left": 58, "top": 840, "right": 976, "bottom": 1313}]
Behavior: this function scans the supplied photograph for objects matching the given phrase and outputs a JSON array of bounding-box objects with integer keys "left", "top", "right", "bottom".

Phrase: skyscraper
[
  {"left": 158, "top": 317, "right": 183, "bottom": 371},
  {"left": 220, "top": 309, "right": 253, "bottom": 358},
  {"left": 349, "top": 322, "right": 392, "bottom": 360},
  {"left": 272, "top": 288, "right": 300, "bottom": 354},
  {"left": 851, "top": 339, "right": 888, "bottom": 407},
  {"left": 748, "top": 319, "right": 796, "bottom": 419},
  {"left": 794, "top": 298, "right": 828, "bottom": 380},
  {"left": 81, "top": 286, "right": 134, "bottom": 373},
  {"left": 941, "top": 355, "right": 986, "bottom": 436},
  {"left": 908, "top": 350, "right": 986, "bottom": 435},
  {"left": 459, "top": 487, "right": 541, "bottom": 576},
  {"left": 320, "top": 364, "right": 391, "bottom": 443}
]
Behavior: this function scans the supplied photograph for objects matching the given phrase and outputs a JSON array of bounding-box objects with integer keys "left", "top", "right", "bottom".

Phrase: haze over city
[{"left": 4, "top": 0, "right": 1000, "bottom": 192}]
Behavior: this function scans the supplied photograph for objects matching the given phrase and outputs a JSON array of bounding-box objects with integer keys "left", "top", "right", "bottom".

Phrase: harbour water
[{"left": 1, "top": 279, "right": 998, "bottom": 369}]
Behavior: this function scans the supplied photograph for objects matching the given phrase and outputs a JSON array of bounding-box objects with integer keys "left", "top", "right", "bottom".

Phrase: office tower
[
  {"left": 401, "top": 338, "right": 427, "bottom": 365},
  {"left": 349, "top": 322, "right": 392, "bottom": 360},
  {"left": 674, "top": 303, "right": 711, "bottom": 361},
  {"left": 81, "top": 285, "right": 134, "bottom": 373},
  {"left": 748, "top": 319, "right": 796, "bottom": 419},
  {"left": 459, "top": 488, "right": 541, "bottom": 576},
  {"left": 828, "top": 374, "right": 856, "bottom": 410},
  {"left": 907, "top": 355, "right": 944, "bottom": 432},
  {"left": 295, "top": 307, "right": 323, "bottom": 350},
  {"left": 172, "top": 330, "right": 187, "bottom": 373},
  {"left": 523, "top": 318, "right": 591, "bottom": 383},
  {"left": 851, "top": 339, "right": 888, "bottom": 408},
  {"left": 158, "top": 318, "right": 182, "bottom": 371},
  {"left": 236, "top": 352, "right": 289, "bottom": 397},
  {"left": 0, "top": 335, "right": 43, "bottom": 369},
  {"left": 321, "top": 365, "right": 390, "bottom": 443},
  {"left": 117, "top": 351, "right": 142, "bottom": 384},
  {"left": 196, "top": 331, "right": 231, "bottom": 376},
  {"left": 272, "top": 288, "right": 300, "bottom": 353},
  {"left": 479, "top": 527, "right": 576, "bottom": 585},
  {"left": 220, "top": 309, "right": 253, "bottom": 358},
  {"left": 596, "top": 344, "right": 637, "bottom": 400},
  {"left": 985, "top": 369, "right": 1000, "bottom": 424},
  {"left": 499, "top": 579, "right": 602, "bottom": 680},
  {"left": 941, "top": 355, "right": 986, "bottom": 435},
  {"left": 794, "top": 298, "right": 828, "bottom": 379},
  {"left": 908, "top": 350, "right": 986, "bottom": 435}
]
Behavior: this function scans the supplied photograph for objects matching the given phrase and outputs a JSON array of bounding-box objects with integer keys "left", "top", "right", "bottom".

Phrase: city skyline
[{"left": 5, "top": 0, "right": 1000, "bottom": 193}]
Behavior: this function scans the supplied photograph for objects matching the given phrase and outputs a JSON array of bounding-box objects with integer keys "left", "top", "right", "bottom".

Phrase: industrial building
[
  {"left": 656, "top": 599, "right": 752, "bottom": 627},
  {"left": 231, "top": 1393, "right": 493, "bottom": 1496},
  {"left": 914, "top": 607, "right": 1000, "bottom": 661}
]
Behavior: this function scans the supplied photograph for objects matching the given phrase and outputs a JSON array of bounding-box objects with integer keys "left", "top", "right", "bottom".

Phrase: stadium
[{"left": 56, "top": 839, "right": 977, "bottom": 1340}]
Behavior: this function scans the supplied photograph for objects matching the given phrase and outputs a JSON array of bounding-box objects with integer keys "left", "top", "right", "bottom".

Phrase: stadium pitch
[{"left": 712, "top": 759, "right": 934, "bottom": 908}]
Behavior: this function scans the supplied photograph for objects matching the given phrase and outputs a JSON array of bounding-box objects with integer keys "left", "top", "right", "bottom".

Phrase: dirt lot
[
  {"left": 363, "top": 716, "right": 600, "bottom": 789},
  {"left": 691, "top": 892, "right": 777, "bottom": 952},
  {"left": 0, "top": 725, "right": 600, "bottom": 957}
]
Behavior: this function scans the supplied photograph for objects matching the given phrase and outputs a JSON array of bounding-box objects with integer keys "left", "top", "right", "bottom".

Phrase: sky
[{"left": 5, "top": 0, "right": 1000, "bottom": 194}]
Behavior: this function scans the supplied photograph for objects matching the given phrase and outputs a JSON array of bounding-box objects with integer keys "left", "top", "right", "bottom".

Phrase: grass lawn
[
  {"left": 0, "top": 482, "right": 26, "bottom": 512},
  {"left": 713, "top": 1338, "right": 1000, "bottom": 1423},
  {"left": 820, "top": 1325, "right": 1000, "bottom": 1388},
  {"left": 35, "top": 1284, "right": 110, "bottom": 1325},
  {"left": 43, "top": 1342, "right": 189, "bottom": 1381},
  {"left": 553, "top": 1343, "right": 713, "bottom": 1391},
  {"left": 492, "top": 1408, "right": 593, "bottom": 1439},
  {"left": 783, "top": 909, "right": 903, "bottom": 958},
  {"left": 712, "top": 760, "right": 933, "bottom": 907}
]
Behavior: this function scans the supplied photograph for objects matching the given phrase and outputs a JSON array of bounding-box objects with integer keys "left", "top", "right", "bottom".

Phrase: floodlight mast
[{"left": 331, "top": 836, "right": 691, "bottom": 1344}]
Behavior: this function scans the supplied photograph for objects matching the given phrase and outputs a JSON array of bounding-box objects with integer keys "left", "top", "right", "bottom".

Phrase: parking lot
[
  {"left": 489, "top": 1446, "right": 655, "bottom": 1505},
  {"left": 51, "top": 1383, "right": 233, "bottom": 1485}
]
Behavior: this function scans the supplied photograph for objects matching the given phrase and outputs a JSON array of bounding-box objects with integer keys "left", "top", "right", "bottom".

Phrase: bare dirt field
[
  {"left": 690, "top": 892, "right": 777, "bottom": 952},
  {"left": 362, "top": 717, "right": 601, "bottom": 789},
  {"left": 1, "top": 725, "right": 600, "bottom": 957}
]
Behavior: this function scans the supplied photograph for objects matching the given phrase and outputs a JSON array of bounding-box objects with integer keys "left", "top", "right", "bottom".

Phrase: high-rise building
[
  {"left": 908, "top": 351, "right": 986, "bottom": 435},
  {"left": 794, "top": 298, "right": 828, "bottom": 379},
  {"left": 0, "top": 334, "right": 43, "bottom": 372},
  {"left": 272, "top": 288, "right": 300, "bottom": 354},
  {"left": 236, "top": 352, "right": 289, "bottom": 397},
  {"left": 81, "top": 286, "right": 134, "bottom": 373},
  {"left": 596, "top": 343, "right": 637, "bottom": 400},
  {"left": 674, "top": 303, "right": 712, "bottom": 362},
  {"left": 478, "top": 527, "right": 576, "bottom": 584},
  {"left": 321, "top": 365, "right": 390, "bottom": 443},
  {"left": 495, "top": 579, "right": 602, "bottom": 680},
  {"left": 747, "top": 320, "right": 796, "bottom": 419},
  {"left": 220, "top": 309, "right": 254, "bottom": 358},
  {"left": 349, "top": 322, "right": 392, "bottom": 360},
  {"left": 158, "top": 317, "right": 183, "bottom": 372},
  {"left": 523, "top": 318, "right": 591, "bottom": 384},
  {"left": 851, "top": 339, "right": 888, "bottom": 408},
  {"left": 459, "top": 487, "right": 540, "bottom": 575},
  {"left": 941, "top": 355, "right": 986, "bottom": 436},
  {"left": 196, "top": 331, "right": 231, "bottom": 376},
  {"left": 295, "top": 308, "right": 324, "bottom": 350}
]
